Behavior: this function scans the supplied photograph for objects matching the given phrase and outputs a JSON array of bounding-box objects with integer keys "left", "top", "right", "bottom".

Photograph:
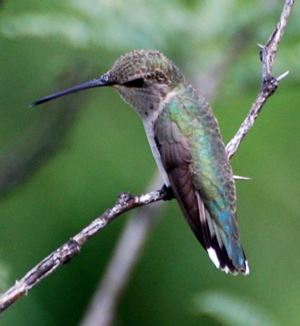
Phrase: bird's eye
[{"left": 123, "top": 78, "right": 144, "bottom": 88}]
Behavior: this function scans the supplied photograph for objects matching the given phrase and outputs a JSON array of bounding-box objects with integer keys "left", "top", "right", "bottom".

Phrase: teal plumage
[{"left": 154, "top": 83, "right": 248, "bottom": 274}]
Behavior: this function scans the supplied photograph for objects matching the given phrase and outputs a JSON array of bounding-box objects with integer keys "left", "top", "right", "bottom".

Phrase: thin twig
[
  {"left": 0, "top": 0, "right": 295, "bottom": 316},
  {"left": 0, "top": 189, "right": 167, "bottom": 314},
  {"left": 226, "top": 0, "right": 294, "bottom": 159}
]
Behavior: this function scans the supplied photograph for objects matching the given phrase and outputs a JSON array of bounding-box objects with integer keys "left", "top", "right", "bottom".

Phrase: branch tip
[
  {"left": 233, "top": 175, "right": 251, "bottom": 181},
  {"left": 277, "top": 70, "right": 289, "bottom": 81}
]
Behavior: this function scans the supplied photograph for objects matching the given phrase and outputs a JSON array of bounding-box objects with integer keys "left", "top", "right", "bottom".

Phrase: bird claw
[{"left": 160, "top": 184, "right": 175, "bottom": 201}]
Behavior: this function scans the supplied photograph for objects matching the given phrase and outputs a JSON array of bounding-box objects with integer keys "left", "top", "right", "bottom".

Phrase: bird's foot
[{"left": 160, "top": 184, "right": 175, "bottom": 201}]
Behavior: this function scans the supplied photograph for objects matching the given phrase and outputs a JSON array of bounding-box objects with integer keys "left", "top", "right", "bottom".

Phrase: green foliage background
[{"left": 0, "top": 0, "right": 300, "bottom": 325}]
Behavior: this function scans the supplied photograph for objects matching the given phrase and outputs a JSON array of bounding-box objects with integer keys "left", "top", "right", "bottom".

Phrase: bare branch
[
  {"left": 0, "top": 188, "right": 167, "bottom": 314},
  {"left": 0, "top": 0, "right": 295, "bottom": 316},
  {"left": 226, "top": 0, "right": 294, "bottom": 159}
]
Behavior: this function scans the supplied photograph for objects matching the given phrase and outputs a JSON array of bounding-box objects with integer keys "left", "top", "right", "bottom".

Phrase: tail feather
[
  {"left": 163, "top": 160, "right": 249, "bottom": 275},
  {"left": 196, "top": 193, "right": 249, "bottom": 275}
]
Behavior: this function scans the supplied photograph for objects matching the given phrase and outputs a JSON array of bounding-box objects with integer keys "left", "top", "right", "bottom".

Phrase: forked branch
[{"left": 226, "top": 0, "right": 294, "bottom": 158}]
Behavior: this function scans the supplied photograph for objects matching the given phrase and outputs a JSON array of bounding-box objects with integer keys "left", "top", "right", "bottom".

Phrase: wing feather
[{"left": 154, "top": 103, "right": 248, "bottom": 275}]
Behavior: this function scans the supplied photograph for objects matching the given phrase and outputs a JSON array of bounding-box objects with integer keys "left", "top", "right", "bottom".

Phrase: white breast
[{"left": 141, "top": 90, "right": 178, "bottom": 186}]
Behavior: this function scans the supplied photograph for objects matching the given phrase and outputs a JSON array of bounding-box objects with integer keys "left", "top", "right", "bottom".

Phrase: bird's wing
[{"left": 154, "top": 93, "right": 248, "bottom": 275}]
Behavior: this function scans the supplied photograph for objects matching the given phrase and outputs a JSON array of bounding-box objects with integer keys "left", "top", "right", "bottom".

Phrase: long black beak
[{"left": 31, "top": 74, "right": 111, "bottom": 107}]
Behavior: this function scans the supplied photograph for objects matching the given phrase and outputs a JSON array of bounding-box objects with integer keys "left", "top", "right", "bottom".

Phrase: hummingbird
[{"left": 32, "top": 49, "right": 249, "bottom": 275}]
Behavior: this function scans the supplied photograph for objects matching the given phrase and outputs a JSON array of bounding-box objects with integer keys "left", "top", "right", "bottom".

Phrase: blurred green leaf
[{"left": 193, "top": 290, "right": 280, "bottom": 326}]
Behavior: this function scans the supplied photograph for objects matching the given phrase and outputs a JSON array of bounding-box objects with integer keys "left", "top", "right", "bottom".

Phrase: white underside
[
  {"left": 142, "top": 118, "right": 170, "bottom": 186},
  {"left": 141, "top": 91, "right": 179, "bottom": 187}
]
